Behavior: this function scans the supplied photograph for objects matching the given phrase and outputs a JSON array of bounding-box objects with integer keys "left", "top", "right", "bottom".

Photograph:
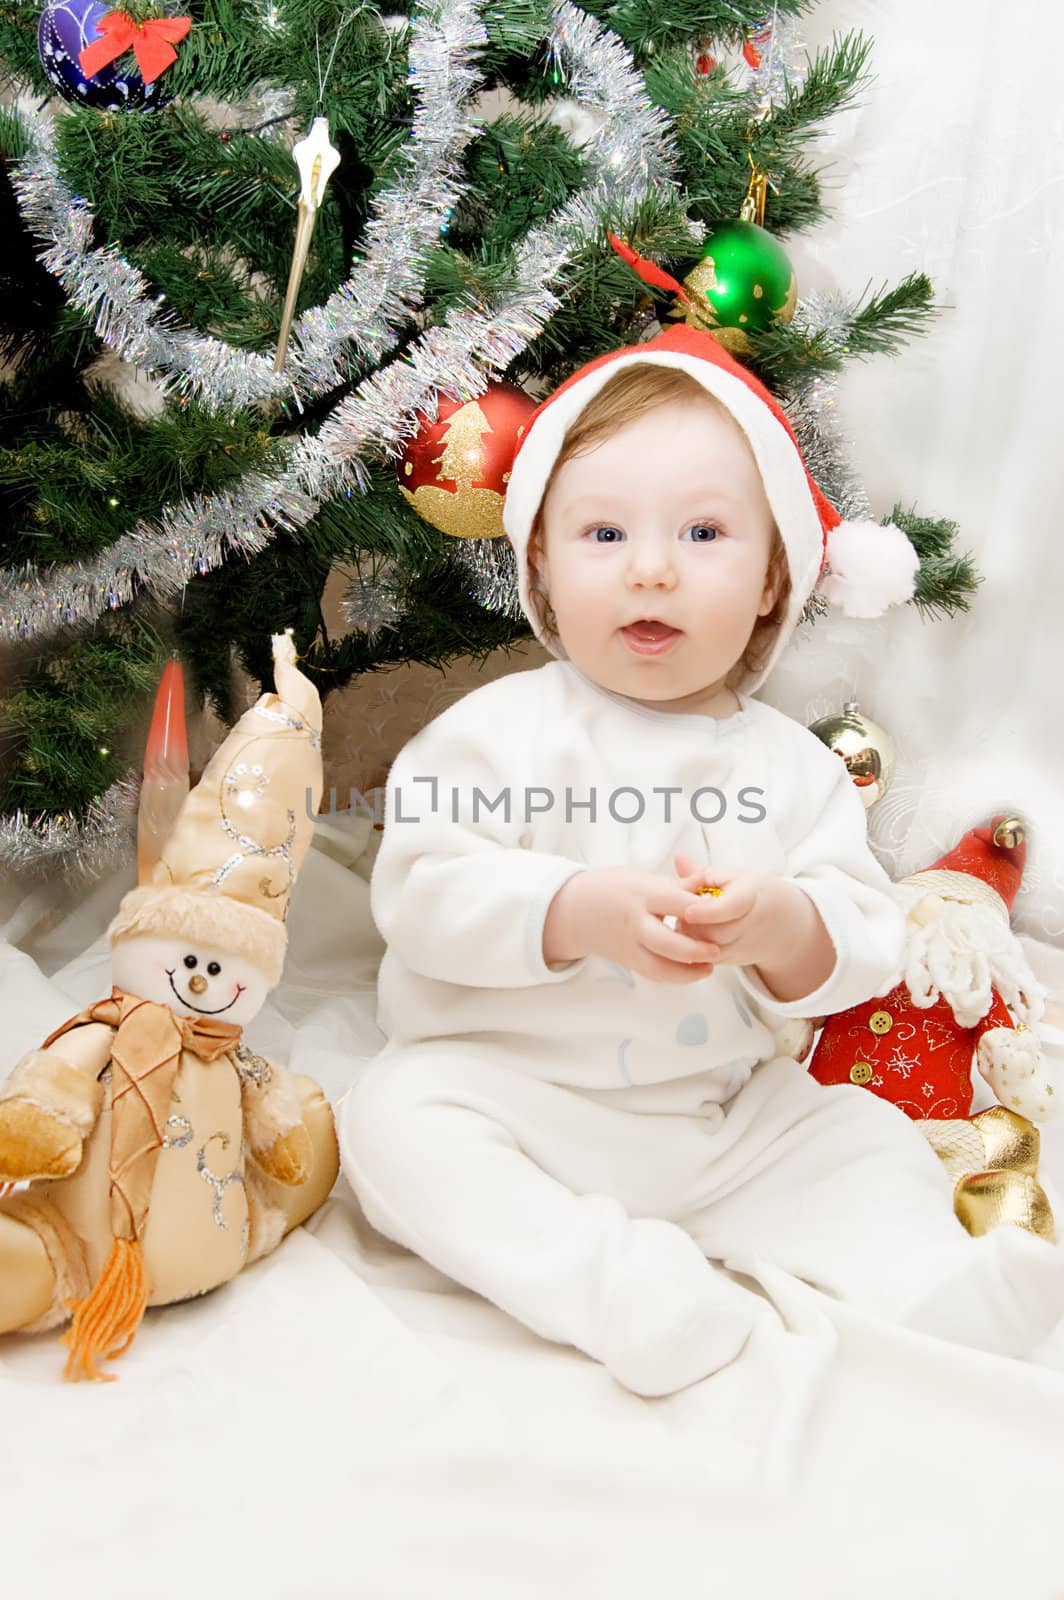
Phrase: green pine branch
[
  {"left": 748, "top": 272, "right": 938, "bottom": 383},
  {"left": 0, "top": 382, "right": 284, "bottom": 571},
  {"left": 580, "top": 0, "right": 812, "bottom": 58},
  {"left": 752, "top": 29, "right": 874, "bottom": 147},
  {"left": 888, "top": 503, "right": 982, "bottom": 618},
  {"left": 0, "top": 615, "right": 166, "bottom": 816}
]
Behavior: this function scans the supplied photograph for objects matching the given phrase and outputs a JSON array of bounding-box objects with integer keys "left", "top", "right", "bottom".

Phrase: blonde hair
[{"left": 527, "top": 363, "right": 791, "bottom": 688}]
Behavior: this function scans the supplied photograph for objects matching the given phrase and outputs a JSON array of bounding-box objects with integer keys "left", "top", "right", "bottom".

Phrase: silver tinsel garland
[
  {"left": 282, "top": 0, "right": 685, "bottom": 617},
  {"left": 1, "top": 0, "right": 685, "bottom": 647},
  {"left": 0, "top": 775, "right": 139, "bottom": 878},
  {"left": 784, "top": 288, "right": 876, "bottom": 626},
  {"left": 10, "top": 0, "right": 491, "bottom": 412},
  {"left": 744, "top": 7, "right": 810, "bottom": 119},
  {"left": 786, "top": 288, "right": 873, "bottom": 524},
  {"left": 11, "top": 117, "right": 287, "bottom": 412},
  {"left": 287, "top": 0, "right": 491, "bottom": 394},
  {"left": 341, "top": 555, "right": 405, "bottom": 636},
  {"left": 0, "top": 467, "right": 315, "bottom": 638},
  {"left": 447, "top": 530, "right": 525, "bottom": 621}
]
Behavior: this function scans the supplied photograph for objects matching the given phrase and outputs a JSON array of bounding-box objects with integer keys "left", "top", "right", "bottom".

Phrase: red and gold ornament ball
[{"left": 397, "top": 382, "right": 536, "bottom": 539}]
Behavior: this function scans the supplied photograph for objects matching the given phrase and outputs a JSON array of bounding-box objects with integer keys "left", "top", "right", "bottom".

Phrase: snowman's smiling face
[{"left": 111, "top": 935, "right": 271, "bottom": 1026}]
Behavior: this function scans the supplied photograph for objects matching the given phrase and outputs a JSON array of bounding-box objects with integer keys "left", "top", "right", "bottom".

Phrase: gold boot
[
  {"left": 954, "top": 1169, "right": 1055, "bottom": 1242},
  {"left": 968, "top": 1106, "right": 1040, "bottom": 1172},
  {"left": 918, "top": 1107, "right": 1040, "bottom": 1186},
  {"left": 918, "top": 1119, "right": 987, "bottom": 1186}
]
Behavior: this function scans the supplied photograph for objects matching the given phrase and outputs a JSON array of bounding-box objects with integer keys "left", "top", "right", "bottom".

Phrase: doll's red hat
[
  {"left": 502, "top": 325, "right": 919, "bottom": 692},
  {"left": 904, "top": 815, "right": 1028, "bottom": 919}
]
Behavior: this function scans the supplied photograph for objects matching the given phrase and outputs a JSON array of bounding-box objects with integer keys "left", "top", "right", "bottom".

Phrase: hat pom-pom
[{"left": 817, "top": 520, "right": 920, "bottom": 619}]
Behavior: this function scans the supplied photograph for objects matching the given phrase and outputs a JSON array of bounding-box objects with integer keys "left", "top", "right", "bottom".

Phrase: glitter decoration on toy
[
  {"left": 0, "top": 632, "right": 339, "bottom": 1379},
  {"left": 808, "top": 815, "right": 1058, "bottom": 1240}
]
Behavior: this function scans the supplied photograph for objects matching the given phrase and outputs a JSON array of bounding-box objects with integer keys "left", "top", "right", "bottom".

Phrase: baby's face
[{"left": 533, "top": 397, "right": 779, "bottom": 717}]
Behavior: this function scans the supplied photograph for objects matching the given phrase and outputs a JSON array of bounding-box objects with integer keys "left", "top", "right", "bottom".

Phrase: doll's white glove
[{"left": 977, "top": 1027, "right": 1058, "bottom": 1122}]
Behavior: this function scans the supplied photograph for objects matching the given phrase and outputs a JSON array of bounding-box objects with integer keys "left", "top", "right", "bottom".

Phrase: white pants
[{"left": 339, "top": 1045, "right": 1064, "bottom": 1396}]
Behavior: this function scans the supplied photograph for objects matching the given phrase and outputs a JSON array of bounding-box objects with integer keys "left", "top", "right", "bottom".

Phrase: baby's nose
[{"left": 627, "top": 545, "right": 676, "bottom": 584}]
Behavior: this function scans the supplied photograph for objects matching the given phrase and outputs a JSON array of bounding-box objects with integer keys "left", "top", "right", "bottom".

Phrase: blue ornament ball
[{"left": 38, "top": 0, "right": 171, "bottom": 111}]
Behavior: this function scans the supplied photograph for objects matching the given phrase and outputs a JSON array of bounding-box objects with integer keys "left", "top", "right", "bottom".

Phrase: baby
[{"left": 340, "top": 326, "right": 1064, "bottom": 1396}]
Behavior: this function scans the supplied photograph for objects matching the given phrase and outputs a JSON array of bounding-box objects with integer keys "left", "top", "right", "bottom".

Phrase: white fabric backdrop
[{"left": 756, "top": 0, "right": 1064, "bottom": 957}]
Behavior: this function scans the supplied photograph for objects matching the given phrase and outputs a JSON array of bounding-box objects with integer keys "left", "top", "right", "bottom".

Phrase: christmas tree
[{"left": 0, "top": 0, "right": 977, "bottom": 875}]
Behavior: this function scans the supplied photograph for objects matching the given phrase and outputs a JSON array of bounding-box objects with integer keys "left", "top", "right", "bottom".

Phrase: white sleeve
[
  {"left": 734, "top": 731, "right": 906, "bottom": 1020},
  {"left": 369, "top": 699, "right": 590, "bottom": 989}
]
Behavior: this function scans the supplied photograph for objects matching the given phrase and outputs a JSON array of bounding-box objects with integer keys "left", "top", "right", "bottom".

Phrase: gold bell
[
  {"left": 954, "top": 1170, "right": 1055, "bottom": 1242},
  {"left": 991, "top": 816, "right": 1025, "bottom": 850}
]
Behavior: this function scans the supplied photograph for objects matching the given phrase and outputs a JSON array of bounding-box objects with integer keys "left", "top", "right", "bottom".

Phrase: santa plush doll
[{"left": 808, "top": 815, "right": 1057, "bottom": 1240}]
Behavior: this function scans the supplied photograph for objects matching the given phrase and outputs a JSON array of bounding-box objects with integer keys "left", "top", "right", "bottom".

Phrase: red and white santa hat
[
  {"left": 900, "top": 815, "right": 1028, "bottom": 921},
  {"left": 502, "top": 324, "right": 920, "bottom": 692}
]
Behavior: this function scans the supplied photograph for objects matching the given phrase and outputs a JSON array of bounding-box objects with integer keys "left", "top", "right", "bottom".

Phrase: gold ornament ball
[{"left": 808, "top": 701, "right": 895, "bottom": 809}]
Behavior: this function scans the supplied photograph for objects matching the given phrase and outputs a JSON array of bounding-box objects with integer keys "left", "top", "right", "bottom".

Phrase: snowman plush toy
[{"left": 0, "top": 632, "right": 339, "bottom": 1380}]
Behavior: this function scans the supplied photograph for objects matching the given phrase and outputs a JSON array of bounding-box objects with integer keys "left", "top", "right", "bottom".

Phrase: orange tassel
[{"left": 61, "top": 1237, "right": 148, "bottom": 1383}]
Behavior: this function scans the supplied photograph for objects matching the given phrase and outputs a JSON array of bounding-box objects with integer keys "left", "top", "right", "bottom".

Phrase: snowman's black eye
[
  {"left": 206, "top": 961, "right": 221, "bottom": 977},
  {"left": 183, "top": 954, "right": 198, "bottom": 969}
]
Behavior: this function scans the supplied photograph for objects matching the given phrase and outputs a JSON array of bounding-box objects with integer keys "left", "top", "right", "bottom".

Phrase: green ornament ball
[{"left": 680, "top": 220, "right": 797, "bottom": 355}]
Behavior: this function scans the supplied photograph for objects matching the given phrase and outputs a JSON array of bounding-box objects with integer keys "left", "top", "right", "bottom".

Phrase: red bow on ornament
[{"left": 79, "top": 11, "right": 191, "bottom": 85}]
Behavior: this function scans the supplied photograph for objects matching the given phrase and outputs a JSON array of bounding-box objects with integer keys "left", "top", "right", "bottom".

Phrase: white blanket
[{"left": 4, "top": 832, "right": 1064, "bottom": 1598}]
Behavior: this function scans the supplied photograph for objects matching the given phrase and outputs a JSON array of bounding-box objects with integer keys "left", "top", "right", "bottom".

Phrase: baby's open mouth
[{"left": 621, "top": 620, "right": 682, "bottom": 653}]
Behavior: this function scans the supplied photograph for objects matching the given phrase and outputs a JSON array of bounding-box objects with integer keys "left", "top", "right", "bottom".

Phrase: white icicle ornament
[{"left": 275, "top": 117, "right": 342, "bottom": 373}]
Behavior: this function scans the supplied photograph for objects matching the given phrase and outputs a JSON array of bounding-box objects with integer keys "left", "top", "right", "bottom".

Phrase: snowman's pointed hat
[{"left": 107, "top": 632, "right": 323, "bottom": 984}]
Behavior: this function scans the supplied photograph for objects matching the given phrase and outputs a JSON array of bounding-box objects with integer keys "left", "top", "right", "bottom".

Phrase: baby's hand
[
  {"left": 543, "top": 866, "right": 720, "bottom": 985},
  {"left": 672, "top": 851, "right": 796, "bottom": 971}
]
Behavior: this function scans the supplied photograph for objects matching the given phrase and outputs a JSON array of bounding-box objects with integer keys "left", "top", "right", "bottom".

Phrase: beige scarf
[{"left": 43, "top": 987, "right": 242, "bottom": 1382}]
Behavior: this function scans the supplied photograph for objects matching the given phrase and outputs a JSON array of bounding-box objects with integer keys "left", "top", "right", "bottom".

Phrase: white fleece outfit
[{"left": 340, "top": 660, "right": 1064, "bottom": 1396}]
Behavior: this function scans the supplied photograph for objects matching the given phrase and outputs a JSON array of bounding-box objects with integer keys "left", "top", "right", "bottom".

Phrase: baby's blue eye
[
  {"left": 684, "top": 523, "right": 720, "bottom": 543},
  {"left": 589, "top": 526, "right": 624, "bottom": 543}
]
